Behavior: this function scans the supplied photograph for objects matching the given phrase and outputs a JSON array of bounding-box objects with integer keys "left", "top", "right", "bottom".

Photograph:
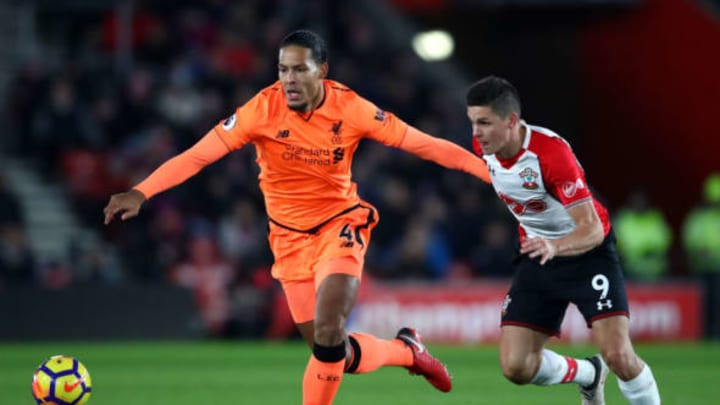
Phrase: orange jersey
[
  {"left": 133, "top": 80, "right": 489, "bottom": 229},
  {"left": 214, "top": 80, "right": 411, "bottom": 230}
]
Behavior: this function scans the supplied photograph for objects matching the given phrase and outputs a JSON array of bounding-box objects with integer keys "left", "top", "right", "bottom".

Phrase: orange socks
[
  {"left": 302, "top": 334, "right": 415, "bottom": 404},
  {"left": 303, "top": 344, "right": 345, "bottom": 405},
  {"left": 346, "top": 332, "right": 413, "bottom": 374}
]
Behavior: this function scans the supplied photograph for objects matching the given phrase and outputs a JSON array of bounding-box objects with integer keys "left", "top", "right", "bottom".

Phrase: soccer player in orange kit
[{"left": 104, "top": 30, "right": 490, "bottom": 405}]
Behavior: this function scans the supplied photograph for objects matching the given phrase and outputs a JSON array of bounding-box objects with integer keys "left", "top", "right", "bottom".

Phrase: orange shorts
[{"left": 269, "top": 203, "right": 378, "bottom": 323}]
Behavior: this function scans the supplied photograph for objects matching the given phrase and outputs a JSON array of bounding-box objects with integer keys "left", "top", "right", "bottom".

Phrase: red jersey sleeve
[{"left": 537, "top": 137, "right": 592, "bottom": 207}]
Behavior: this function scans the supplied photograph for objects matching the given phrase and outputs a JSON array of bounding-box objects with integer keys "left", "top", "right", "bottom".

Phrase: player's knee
[
  {"left": 500, "top": 358, "right": 534, "bottom": 385},
  {"left": 313, "top": 318, "right": 346, "bottom": 346},
  {"left": 602, "top": 348, "right": 640, "bottom": 380}
]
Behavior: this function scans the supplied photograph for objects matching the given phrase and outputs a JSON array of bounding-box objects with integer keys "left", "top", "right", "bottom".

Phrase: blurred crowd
[{"left": 2, "top": 0, "right": 718, "bottom": 337}]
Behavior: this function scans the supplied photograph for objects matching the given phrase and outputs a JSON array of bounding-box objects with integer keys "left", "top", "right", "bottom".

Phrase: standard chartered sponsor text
[{"left": 283, "top": 144, "right": 332, "bottom": 165}]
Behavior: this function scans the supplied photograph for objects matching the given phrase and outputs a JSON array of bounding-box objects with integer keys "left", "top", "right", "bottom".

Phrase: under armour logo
[{"left": 597, "top": 299, "right": 613, "bottom": 310}]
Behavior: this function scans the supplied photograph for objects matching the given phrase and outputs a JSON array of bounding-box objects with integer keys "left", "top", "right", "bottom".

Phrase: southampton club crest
[{"left": 518, "top": 167, "right": 539, "bottom": 189}]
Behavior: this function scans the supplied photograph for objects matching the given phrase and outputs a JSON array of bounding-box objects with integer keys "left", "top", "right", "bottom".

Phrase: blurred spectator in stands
[
  {"left": 36, "top": 261, "right": 73, "bottom": 289},
  {"left": 61, "top": 150, "right": 115, "bottom": 225},
  {"left": 170, "top": 231, "right": 235, "bottom": 337},
  {"left": 210, "top": 27, "right": 257, "bottom": 78},
  {"left": 446, "top": 186, "right": 486, "bottom": 262},
  {"left": 0, "top": 175, "right": 34, "bottom": 285},
  {"left": 226, "top": 262, "right": 278, "bottom": 338},
  {"left": 4, "top": 56, "right": 49, "bottom": 155},
  {"left": 177, "top": 7, "right": 219, "bottom": 51},
  {"left": 115, "top": 68, "right": 158, "bottom": 140},
  {"left": 0, "top": 175, "right": 23, "bottom": 227},
  {"left": 89, "top": 85, "right": 126, "bottom": 148},
  {"left": 683, "top": 173, "right": 720, "bottom": 274},
  {"left": 100, "top": 7, "right": 171, "bottom": 64},
  {"left": 379, "top": 193, "right": 452, "bottom": 280},
  {"left": 157, "top": 59, "right": 205, "bottom": 129},
  {"left": 684, "top": 173, "right": 720, "bottom": 340},
  {"left": 469, "top": 219, "right": 516, "bottom": 278},
  {"left": 369, "top": 175, "right": 411, "bottom": 249},
  {"left": 70, "top": 237, "right": 125, "bottom": 285},
  {"left": 218, "top": 199, "right": 268, "bottom": 270},
  {"left": 614, "top": 190, "right": 672, "bottom": 280},
  {"left": 0, "top": 225, "right": 35, "bottom": 285},
  {"left": 150, "top": 200, "right": 187, "bottom": 275},
  {"left": 31, "top": 76, "right": 94, "bottom": 178}
]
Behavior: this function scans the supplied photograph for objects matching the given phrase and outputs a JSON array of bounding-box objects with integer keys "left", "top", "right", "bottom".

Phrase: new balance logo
[
  {"left": 276, "top": 129, "right": 290, "bottom": 139},
  {"left": 332, "top": 147, "right": 345, "bottom": 164}
]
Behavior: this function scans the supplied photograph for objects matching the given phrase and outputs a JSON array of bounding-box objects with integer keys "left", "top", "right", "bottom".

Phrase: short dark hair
[
  {"left": 466, "top": 76, "right": 521, "bottom": 119},
  {"left": 280, "top": 30, "right": 328, "bottom": 64}
]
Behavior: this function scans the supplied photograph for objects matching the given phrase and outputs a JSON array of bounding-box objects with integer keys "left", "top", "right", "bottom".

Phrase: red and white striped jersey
[{"left": 474, "top": 122, "right": 610, "bottom": 241}]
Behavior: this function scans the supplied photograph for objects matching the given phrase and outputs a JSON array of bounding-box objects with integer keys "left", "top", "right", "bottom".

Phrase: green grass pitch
[{"left": 2, "top": 341, "right": 719, "bottom": 404}]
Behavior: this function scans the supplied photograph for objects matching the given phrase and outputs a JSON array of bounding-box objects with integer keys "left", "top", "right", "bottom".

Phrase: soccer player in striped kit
[{"left": 466, "top": 76, "right": 660, "bottom": 405}]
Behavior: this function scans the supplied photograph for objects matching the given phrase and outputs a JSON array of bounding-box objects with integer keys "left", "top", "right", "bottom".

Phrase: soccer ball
[{"left": 32, "top": 355, "right": 92, "bottom": 405}]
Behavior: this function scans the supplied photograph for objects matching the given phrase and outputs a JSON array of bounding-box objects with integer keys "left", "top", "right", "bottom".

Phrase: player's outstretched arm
[
  {"left": 103, "top": 130, "right": 231, "bottom": 225},
  {"left": 398, "top": 126, "right": 491, "bottom": 183}
]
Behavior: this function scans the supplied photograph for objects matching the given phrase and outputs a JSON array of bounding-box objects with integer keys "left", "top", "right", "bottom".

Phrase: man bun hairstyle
[
  {"left": 466, "top": 76, "right": 521, "bottom": 119},
  {"left": 280, "top": 29, "right": 329, "bottom": 64}
]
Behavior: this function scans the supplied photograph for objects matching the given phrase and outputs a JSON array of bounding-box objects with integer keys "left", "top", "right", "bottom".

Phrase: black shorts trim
[
  {"left": 588, "top": 310, "right": 629, "bottom": 326},
  {"left": 500, "top": 320, "right": 561, "bottom": 337},
  {"left": 268, "top": 204, "right": 375, "bottom": 235}
]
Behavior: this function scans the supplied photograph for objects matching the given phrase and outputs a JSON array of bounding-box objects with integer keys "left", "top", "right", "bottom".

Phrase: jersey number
[
  {"left": 591, "top": 274, "right": 609, "bottom": 299},
  {"left": 591, "top": 274, "right": 613, "bottom": 311},
  {"left": 339, "top": 224, "right": 364, "bottom": 248}
]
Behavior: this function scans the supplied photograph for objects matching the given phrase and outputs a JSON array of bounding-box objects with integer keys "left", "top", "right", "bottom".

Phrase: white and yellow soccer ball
[{"left": 32, "top": 355, "right": 92, "bottom": 405}]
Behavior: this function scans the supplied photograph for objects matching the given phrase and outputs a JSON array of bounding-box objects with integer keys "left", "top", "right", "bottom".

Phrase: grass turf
[{"left": 2, "top": 341, "right": 719, "bottom": 404}]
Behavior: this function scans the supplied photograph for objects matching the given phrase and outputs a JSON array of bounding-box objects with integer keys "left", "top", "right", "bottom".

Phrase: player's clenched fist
[{"left": 103, "top": 189, "right": 146, "bottom": 225}]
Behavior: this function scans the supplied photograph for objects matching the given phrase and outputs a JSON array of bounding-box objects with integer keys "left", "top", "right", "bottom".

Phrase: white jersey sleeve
[{"left": 483, "top": 123, "right": 610, "bottom": 240}]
